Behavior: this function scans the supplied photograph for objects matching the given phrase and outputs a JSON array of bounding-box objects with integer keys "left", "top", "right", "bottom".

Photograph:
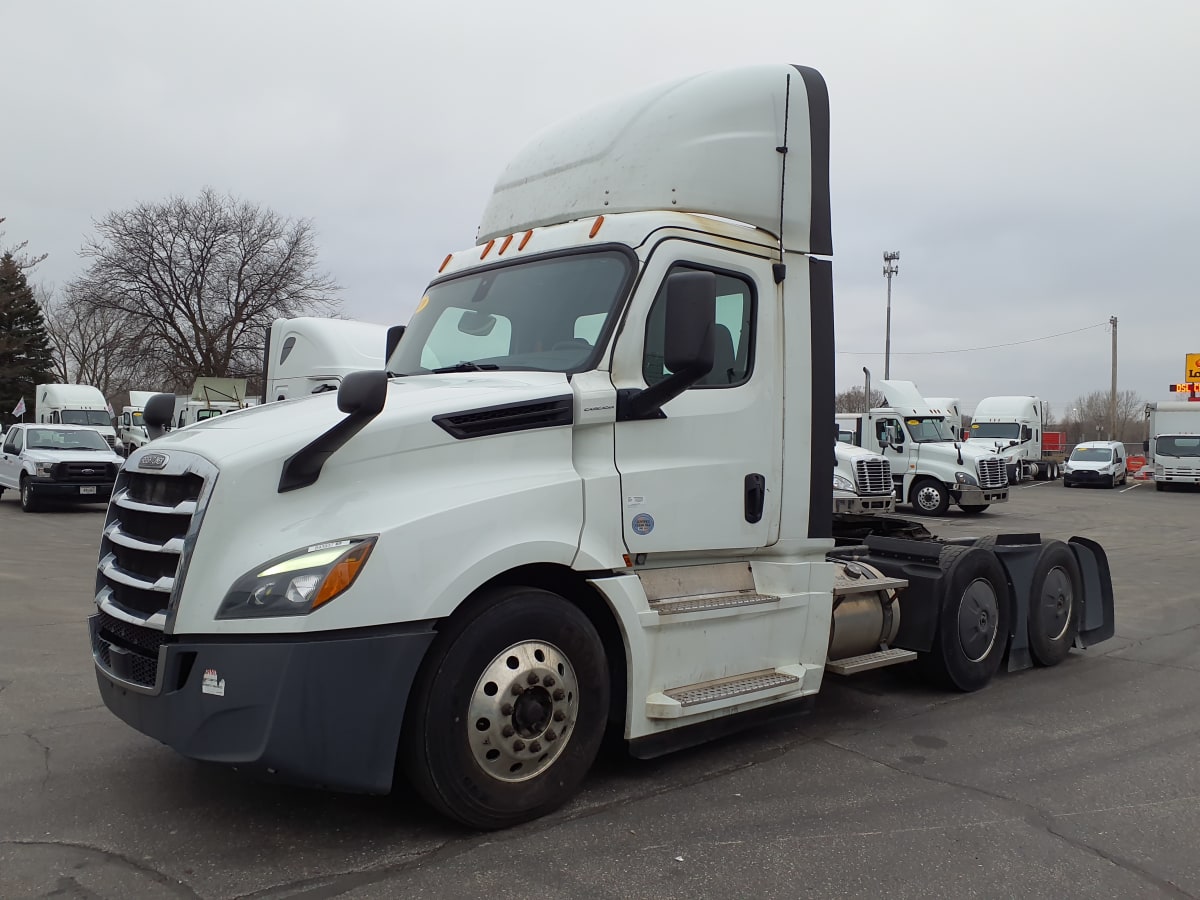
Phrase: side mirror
[
  {"left": 385, "top": 325, "right": 405, "bottom": 361},
  {"left": 617, "top": 271, "right": 716, "bottom": 421},
  {"left": 142, "top": 393, "right": 176, "bottom": 441},
  {"left": 337, "top": 369, "right": 389, "bottom": 418}
]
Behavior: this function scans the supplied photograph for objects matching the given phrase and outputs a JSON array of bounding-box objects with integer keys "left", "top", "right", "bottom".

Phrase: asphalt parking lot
[{"left": 1, "top": 478, "right": 1198, "bottom": 899}]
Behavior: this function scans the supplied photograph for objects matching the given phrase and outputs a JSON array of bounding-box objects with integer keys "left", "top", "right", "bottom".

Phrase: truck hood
[
  {"left": 24, "top": 448, "right": 125, "bottom": 466},
  {"left": 139, "top": 371, "right": 574, "bottom": 469},
  {"left": 915, "top": 441, "right": 999, "bottom": 465}
]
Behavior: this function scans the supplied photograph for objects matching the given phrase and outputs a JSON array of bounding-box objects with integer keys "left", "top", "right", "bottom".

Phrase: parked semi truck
[
  {"left": 836, "top": 380, "right": 1009, "bottom": 515},
  {"left": 91, "top": 65, "right": 1114, "bottom": 829},
  {"left": 1145, "top": 401, "right": 1200, "bottom": 490},
  {"left": 968, "top": 395, "right": 1066, "bottom": 483},
  {"left": 117, "top": 390, "right": 159, "bottom": 455},
  {"left": 35, "top": 383, "right": 119, "bottom": 451},
  {"left": 924, "top": 396, "right": 963, "bottom": 440},
  {"left": 264, "top": 317, "right": 393, "bottom": 402}
]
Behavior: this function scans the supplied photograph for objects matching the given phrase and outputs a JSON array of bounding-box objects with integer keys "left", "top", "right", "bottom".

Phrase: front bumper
[
  {"left": 1063, "top": 470, "right": 1113, "bottom": 486},
  {"left": 91, "top": 614, "right": 436, "bottom": 794},
  {"left": 833, "top": 494, "right": 896, "bottom": 515},
  {"left": 952, "top": 484, "right": 1009, "bottom": 505},
  {"left": 28, "top": 478, "right": 114, "bottom": 501}
]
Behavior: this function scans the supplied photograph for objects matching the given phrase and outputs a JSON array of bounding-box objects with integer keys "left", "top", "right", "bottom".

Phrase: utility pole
[
  {"left": 1110, "top": 315, "right": 1118, "bottom": 440},
  {"left": 883, "top": 251, "right": 900, "bottom": 379}
]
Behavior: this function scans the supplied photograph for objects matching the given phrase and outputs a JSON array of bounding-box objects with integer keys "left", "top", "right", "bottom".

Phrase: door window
[{"left": 642, "top": 267, "right": 754, "bottom": 388}]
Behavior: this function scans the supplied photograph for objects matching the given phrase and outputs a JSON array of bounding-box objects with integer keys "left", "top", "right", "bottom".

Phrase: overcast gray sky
[{"left": 5, "top": 1, "right": 1198, "bottom": 417}]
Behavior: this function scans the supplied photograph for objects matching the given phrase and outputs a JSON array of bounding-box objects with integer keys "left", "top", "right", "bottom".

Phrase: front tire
[
  {"left": 401, "top": 586, "right": 610, "bottom": 830},
  {"left": 910, "top": 478, "right": 950, "bottom": 516},
  {"left": 958, "top": 504, "right": 989, "bottom": 514},
  {"left": 921, "top": 547, "right": 1011, "bottom": 692},
  {"left": 19, "top": 477, "right": 40, "bottom": 513}
]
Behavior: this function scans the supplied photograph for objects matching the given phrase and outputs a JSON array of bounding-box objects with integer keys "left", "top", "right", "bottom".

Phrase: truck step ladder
[
  {"left": 826, "top": 648, "right": 917, "bottom": 676},
  {"left": 646, "top": 666, "right": 811, "bottom": 719}
]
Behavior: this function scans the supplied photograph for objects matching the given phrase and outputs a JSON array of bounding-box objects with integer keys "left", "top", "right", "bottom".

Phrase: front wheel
[
  {"left": 910, "top": 478, "right": 950, "bottom": 516},
  {"left": 19, "top": 478, "right": 40, "bottom": 513},
  {"left": 401, "top": 586, "right": 610, "bottom": 830},
  {"left": 958, "top": 504, "right": 989, "bottom": 514}
]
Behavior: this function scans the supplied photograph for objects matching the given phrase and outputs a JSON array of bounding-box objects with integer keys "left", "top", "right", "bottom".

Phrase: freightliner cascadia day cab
[
  {"left": 969, "top": 395, "right": 1066, "bottom": 483},
  {"left": 836, "top": 380, "right": 1010, "bottom": 516},
  {"left": 91, "top": 65, "right": 1115, "bottom": 829}
]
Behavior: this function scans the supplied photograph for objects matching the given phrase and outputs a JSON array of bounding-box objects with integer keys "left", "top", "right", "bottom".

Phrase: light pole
[{"left": 883, "top": 251, "right": 900, "bottom": 379}]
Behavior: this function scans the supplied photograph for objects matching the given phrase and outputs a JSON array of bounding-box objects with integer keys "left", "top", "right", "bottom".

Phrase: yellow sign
[{"left": 1188, "top": 353, "right": 1200, "bottom": 384}]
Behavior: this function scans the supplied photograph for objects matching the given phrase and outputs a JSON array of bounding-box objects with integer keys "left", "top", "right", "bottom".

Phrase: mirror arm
[{"left": 616, "top": 363, "right": 710, "bottom": 422}]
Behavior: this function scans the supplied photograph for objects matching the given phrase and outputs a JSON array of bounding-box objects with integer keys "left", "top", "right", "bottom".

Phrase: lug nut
[
  {"left": 511, "top": 684, "right": 524, "bottom": 696},
  {"left": 526, "top": 672, "right": 540, "bottom": 685},
  {"left": 502, "top": 725, "right": 514, "bottom": 738},
  {"left": 529, "top": 741, "right": 542, "bottom": 753},
  {"left": 553, "top": 689, "right": 565, "bottom": 701},
  {"left": 543, "top": 675, "right": 556, "bottom": 687},
  {"left": 513, "top": 740, "right": 526, "bottom": 751},
  {"left": 500, "top": 703, "right": 513, "bottom": 715},
  {"left": 545, "top": 729, "right": 557, "bottom": 742},
  {"left": 553, "top": 710, "right": 565, "bottom": 722}
]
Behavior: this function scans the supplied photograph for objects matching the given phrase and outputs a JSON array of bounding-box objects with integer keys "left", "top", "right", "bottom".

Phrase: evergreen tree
[{"left": 0, "top": 253, "right": 54, "bottom": 425}]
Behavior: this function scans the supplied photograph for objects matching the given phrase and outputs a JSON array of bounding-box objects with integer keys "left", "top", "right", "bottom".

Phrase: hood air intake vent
[{"left": 434, "top": 396, "right": 573, "bottom": 440}]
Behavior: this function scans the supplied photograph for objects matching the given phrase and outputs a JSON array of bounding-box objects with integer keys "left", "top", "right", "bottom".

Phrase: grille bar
[
  {"left": 977, "top": 457, "right": 1007, "bottom": 488},
  {"left": 853, "top": 457, "right": 893, "bottom": 495},
  {"left": 103, "top": 520, "right": 186, "bottom": 554},
  {"left": 113, "top": 489, "right": 198, "bottom": 516},
  {"left": 99, "top": 553, "right": 175, "bottom": 593}
]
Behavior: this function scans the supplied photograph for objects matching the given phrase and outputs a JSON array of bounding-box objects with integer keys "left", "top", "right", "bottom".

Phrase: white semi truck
[
  {"left": 34, "top": 383, "right": 119, "bottom": 451},
  {"left": 924, "top": 396, "right": 963, "bottom": 440},
  {"left": 969, "top": 395, "right": 1067, "bottom": 483},
  {"left": 836, "top": 381, "right": 1009, "bottom": 515},
  {"left": 1145, "top": 401, "right": 1200, "bottom": 490},
  {"left": 833, "top": 442, "right": 895, "bottom": 515},
  {"left": 117, "top": 390, "right": 159, "bottom": 455},
  {"left": 91, "top": 65, "right": 1114, "bottom": 830},
  {"left": 263, "top": 317, "right": 393, "bottom": 402}
]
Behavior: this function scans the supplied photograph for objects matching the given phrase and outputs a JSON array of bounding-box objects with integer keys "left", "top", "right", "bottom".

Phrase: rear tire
[
  {"left": 910, "top": 478, "right": 950, "bottom": 516},
  {"left": 921, "top": 547, "right": 1011, "bottom": 692},
  {"left": 401, "top": 586, "right": 609, "bottom": 830},
  {"left": 1027, "top": 542, "right": 1081, "bottom": 667},
  {"left": 19, "top": 477, "right": 40, "bottom": 513}
]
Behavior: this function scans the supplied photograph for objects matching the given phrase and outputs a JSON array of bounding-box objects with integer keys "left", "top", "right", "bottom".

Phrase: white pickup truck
[{"left": 0, "top": 424, "right": 124, "bottom": 512}]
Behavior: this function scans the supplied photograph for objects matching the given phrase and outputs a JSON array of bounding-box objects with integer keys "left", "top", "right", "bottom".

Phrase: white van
[{"left": 1062, "top": 440, "right": 1126, "bottom": 488}]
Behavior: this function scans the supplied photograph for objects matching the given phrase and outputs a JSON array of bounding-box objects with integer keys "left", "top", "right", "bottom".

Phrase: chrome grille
[
  {"left": 94, "top": 454, "right": 214, "bottom": 629},
  {"left": 853, "top": 457, "right": 893, "bottom": 496},
  {"left": 977, "top": 457, "right": 1007, "bottom": 488}
]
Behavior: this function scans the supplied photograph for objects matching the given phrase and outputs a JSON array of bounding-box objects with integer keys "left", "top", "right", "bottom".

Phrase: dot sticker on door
[{"left": 631, "top": 513, "right": 655, "bottom": 535}]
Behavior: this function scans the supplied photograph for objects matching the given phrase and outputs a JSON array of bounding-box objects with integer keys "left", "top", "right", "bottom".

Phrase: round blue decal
[{"left": 631, "top": 513, "right": 655, "bottom": 535}]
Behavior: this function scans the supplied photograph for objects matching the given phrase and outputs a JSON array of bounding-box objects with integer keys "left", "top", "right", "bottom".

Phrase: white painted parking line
[
  {"left": 1017, "top": 481, "right": 1053, "bottom": 489},
  {"left": 1120, "top": 482, "right": 1142, "bottom": 493}
]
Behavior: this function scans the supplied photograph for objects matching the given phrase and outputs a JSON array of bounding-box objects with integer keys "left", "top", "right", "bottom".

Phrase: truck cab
[
  {"left": 968, "top": 395, "right": 1063, "bottom": 482},
  {"left": 833, "top": 441, "right": 895, "bottom": 515},
  {"left": 35, "top": 384, "right": 118, "bottom": 451}
]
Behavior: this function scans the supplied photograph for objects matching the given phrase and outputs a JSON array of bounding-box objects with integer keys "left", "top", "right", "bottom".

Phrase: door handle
[{"left": 744, "top": 473, "right": 766, "bottom": 524}]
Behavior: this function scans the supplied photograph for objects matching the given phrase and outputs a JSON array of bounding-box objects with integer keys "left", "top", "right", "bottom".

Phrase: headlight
[
  {"left": 35, "top": 462, "right": 54, "bottom": 477},
  {"left": 833, "top": 474, "right": 855, "bottom": 492},
  {"left": 955, "top": 472, "right": 979, "bottom": 486},
  {"left": 217, "top": 536, "right": 377, "bottom": 619}
]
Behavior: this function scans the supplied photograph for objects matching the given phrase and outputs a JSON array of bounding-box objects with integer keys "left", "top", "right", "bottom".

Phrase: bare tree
[
  {"left": 69, "top": 189, "right": 340, "bottom": 390},
  {"left": 835, "top": 387, "right": 885, "bottom": 413},
  {"left": 1067, "top": 389, "right": 1144, "bottom": 443}
]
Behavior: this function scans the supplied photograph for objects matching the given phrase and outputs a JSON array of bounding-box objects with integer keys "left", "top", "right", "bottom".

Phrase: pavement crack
[
  {"left": 23, "top": 731, "right": 51, "bottom": 791},
  {"left": 0, "top": 840, "right": 201, "bottom": 898},
  {"left": 815, "top": 736, "right": 1195, "bottom": 898}
]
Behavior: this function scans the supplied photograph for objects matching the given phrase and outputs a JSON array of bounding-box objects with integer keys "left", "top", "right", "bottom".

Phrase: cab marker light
[
  {"left": 498, "top": 234, "right": 514, "bottom": 255},
  {"left": 480, "top": 239, "right": 496, "bottom": 259},
  {"left": 518, "top": 230, "right": 534, "bottom": 250},
  {"left": 589, "top": 216, "right": 605, "bottom": 238},
  {"left": 438, "top": 253, "right": 453, "bottom": 273}
]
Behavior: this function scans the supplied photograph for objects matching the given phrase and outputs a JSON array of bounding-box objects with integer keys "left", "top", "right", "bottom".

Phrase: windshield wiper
[{"left": 431, "top": 362, "right": 501, "bottom": 374}]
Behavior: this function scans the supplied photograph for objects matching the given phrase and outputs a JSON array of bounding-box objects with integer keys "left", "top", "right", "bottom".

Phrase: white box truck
[
  {"left": 836, "top": 380, "right": 1009, "bottom": 515},
  {"left": 1145, "top": 401, "right": 1200, "bottom": 490},
  {"left": 34, "top": 383, "right": 118, "bottom": 451},
  {"left": 969, "top": 395, "right": 1067, "bottom": 483},
  {"left": 92, "top": 65, "right": 1114, "bottom": 829}
]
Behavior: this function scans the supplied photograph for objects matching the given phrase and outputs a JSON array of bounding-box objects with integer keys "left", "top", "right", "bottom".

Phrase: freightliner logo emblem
[{"left": 139, "top": 452, "right": 169, "bottom": 470}]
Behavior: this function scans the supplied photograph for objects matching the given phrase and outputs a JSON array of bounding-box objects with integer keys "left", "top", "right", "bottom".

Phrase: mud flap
[{"left": 1068, "top": 536, "right": 1115, "bottom": 647}]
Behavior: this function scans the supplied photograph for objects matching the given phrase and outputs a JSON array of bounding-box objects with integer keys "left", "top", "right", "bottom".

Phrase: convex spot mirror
[{"left": 143, "top": 394, "right": 176, "bottom": 430}]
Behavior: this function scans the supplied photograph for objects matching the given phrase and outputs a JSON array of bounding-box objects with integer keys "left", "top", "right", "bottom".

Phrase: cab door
[{"left": 610, "top": 243, "right": 782, "bottom": 555}]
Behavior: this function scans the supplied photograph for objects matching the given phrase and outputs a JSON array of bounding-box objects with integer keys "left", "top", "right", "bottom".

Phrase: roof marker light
[
  {"left": 480, "top": 239, "right": 496, "bottom": 259},
  {"left": 519, "top": 230, "right": 533, "bottom": 250},
  {"left": 498, "top": 234, "right": 514, "bottom": 255},
  {"left": 438, "top": 253, "right": 453, "bottom": 273},
  {"left": 589, "top": 216, "right": 605, "bottom": 238}
]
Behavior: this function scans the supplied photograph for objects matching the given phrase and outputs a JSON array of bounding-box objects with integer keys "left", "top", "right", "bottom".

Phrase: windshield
[
  {"left": 903, "top": 417, "right": 954, "bottom": 443},
  {"left": 1156, "top": 436, "right": 1200, "bottom": 457},
  {"left": 970, "top": 422, "right": 1020, "bottom": 440},
  {"left": 27, "top": 428, "right": 111, "bottom": 451},
  {"left": 387, "top": 249, "right": 634, "bottom": 376},
  {"left": 196, "top": 409, "right": 223, "bottom": 420},
  {"left": 1070, "top": 447, "right": 1113, "bottom": 462},
  {"left": 60, "top": 409, "right": 111, "bottom": 427}
]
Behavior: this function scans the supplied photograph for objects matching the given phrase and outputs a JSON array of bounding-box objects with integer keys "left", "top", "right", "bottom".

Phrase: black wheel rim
[
  {"left": 957, "top": 577, "right": 999, "bottom": 663},
  {"left": 1039, "top": 566, "right": 1073, "bottom": 641}
]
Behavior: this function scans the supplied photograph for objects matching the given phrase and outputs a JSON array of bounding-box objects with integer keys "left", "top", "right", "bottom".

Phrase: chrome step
[
  {"left": 826, "top": 647, "right": 917, "bottom": 675},
  {"left": 645, "top": 668, "right": 804, "bottom": 720},
  {"left": 651, "top": 591, "right": 780, "bottom": 616},
  {"left": 832, "top": 569, "right": 908, "bottom": 598}
]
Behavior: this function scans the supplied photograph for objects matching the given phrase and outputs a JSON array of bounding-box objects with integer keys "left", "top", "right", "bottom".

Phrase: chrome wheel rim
[
  {"left": 467, "top": 640, "right": 578, "bottom": 783},
  {"left": 957, "top": 577, "right": 999, "bottom": 663},
  {"left": 916, "top": 485, "right": 943, "bottom": 511}
]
